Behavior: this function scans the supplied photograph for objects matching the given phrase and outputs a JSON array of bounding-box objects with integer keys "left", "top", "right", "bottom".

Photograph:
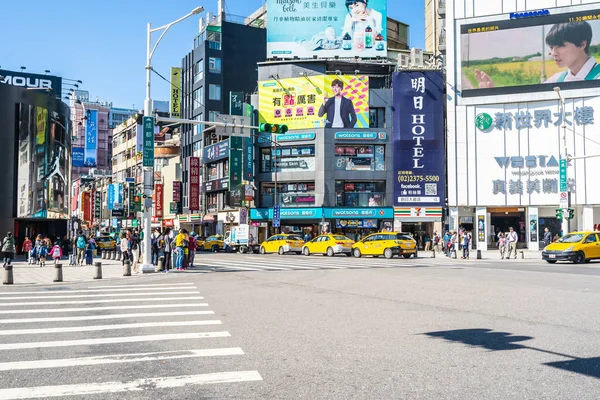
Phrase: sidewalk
[
  {"left": 421, "top": 249, "right": 544, "bottom": 261},
  {"left": 1, "top": 258, "right": 149, "bottom": 286}
]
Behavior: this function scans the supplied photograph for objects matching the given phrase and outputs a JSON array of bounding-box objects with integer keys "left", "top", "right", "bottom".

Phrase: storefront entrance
[
  {"left": 401, "top": 222, "right": 435, "bottom": 250},
  {"left": 489, "top": 210, "right": 527, "bottom": 248}
]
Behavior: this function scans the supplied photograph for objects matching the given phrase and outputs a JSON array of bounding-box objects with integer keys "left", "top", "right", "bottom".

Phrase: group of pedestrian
[
  {"left": 21, "top": 234, "right": 66, "bottom": 267},
  {"left": 496, "top": 226, "right": 520, "bottom": 259}
]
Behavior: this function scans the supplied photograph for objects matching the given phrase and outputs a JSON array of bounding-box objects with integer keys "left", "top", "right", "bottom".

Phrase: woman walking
[
  {"left": 498, "top": 232, "right": 507, "bottom": 259},
  {"left": 120, "top": 232, "right": 130, "bottom": 266},
  {"left": 2, "top": 232, "right": 16, "bottom": 267}
]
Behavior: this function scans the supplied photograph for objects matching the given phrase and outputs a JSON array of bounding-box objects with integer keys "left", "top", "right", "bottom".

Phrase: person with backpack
[
  {"left": 75, "top": 231, "right": 88, "bottom": 266},
  {"left": 37, "top": 242, "right": 49, "bottom": 267},
  {"left": 50, "top": 241, "right": 63, "bottom": 265},
  {"left": 2, "top": 232, "right": 16, "bottom": 267},
  {"left": 130, "top": 230, "right": 140, "bottom": 273}
]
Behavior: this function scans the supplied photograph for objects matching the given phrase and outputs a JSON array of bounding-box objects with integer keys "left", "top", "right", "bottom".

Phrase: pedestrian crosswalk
[
  {"left": 191, "top": 253, "right": 430, "bottom": 273},
  {"left": 0, "top": 282, "right": 262, "bottom": 399}
]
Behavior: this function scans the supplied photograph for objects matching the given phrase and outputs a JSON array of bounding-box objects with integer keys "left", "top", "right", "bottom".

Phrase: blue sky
[{"left": 1, "top": 0, "right": 423, "bottom": 110}]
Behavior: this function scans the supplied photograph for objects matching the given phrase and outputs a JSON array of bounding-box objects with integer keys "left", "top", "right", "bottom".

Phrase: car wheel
[
  {"left": 259, "top": 246, "right": 266, "bottom": 255},
  {"left": 211, "top": 245, "right": 218, "bottom": 253},
  {"left": 326, "top": 247, "right": 335, "bottom": 257},
  {"left": 403, "top": 254, "right": 412, "bottom": 259},
  {"left": 278, "top": 247, "right": 285, "bottom": 255},
  {"left": 384, "top": 248, "right": 393, "bottom": 259},
  {"left": 574, "top": 251, "right": 586, "bottom": 264},
  {"left": 545, "top": 260, "right": 557, "bottom": 264},
  {"left": 303, "top": 247, "right": 310, "bottom": 256},
  {"left": 353, "top": 248, "right": 361, "bottom": 258},
  {"left": 585, "top": 259, "right": 591, "bottom": 263}
]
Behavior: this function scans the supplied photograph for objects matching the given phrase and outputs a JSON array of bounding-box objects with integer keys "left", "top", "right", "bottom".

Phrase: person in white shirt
[
  {"left": 342, "top": 0, "right": 384, "bottom": 38},
  {"left": 506, "top": 227, "right": 519, "bottom": 260}
]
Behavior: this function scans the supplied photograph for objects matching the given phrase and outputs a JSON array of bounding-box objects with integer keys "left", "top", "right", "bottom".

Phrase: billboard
[
  {"left": 72, "top": 148, "right": 84, "bottom": 167},
  {"left": 84, "top": 109, "right": 98, "bottom": 167},
  {"left": 266, "top": 0, "right": 387, "bottom": 59},
  {"left": 170, "top": 67, "right": 181, "bottom": 118},
  {"left": 0, "top": 69, "right": 62, "bottom": 97},
  {"left": 461, "top": 6, "right": 600, "bottom": 96},
  {"left": 258, "top": 75, "right": 369, "bottom": 129},
  {"left": 189, "top": 157, "right": 200, "bottom": 211},
  {"left": 393, "top": 71, "right": 445, "bottom": 208}
]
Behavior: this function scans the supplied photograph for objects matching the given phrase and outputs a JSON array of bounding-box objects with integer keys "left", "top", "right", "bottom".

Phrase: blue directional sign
[{"left": 273, "top": 205, "right": 281, "bottom": 227}]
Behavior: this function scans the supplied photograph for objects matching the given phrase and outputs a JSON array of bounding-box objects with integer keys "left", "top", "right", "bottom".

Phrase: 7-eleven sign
[{"left": 411, "top": 207, "right": 423, "bottom": 217}]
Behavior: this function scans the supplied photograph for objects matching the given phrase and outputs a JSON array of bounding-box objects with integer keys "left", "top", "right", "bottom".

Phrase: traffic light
[
  {"left": 568, "top": 208, "right": 575, "bottom": 220},
  {"left": 555, "top": 208, "right": 563, "bottom": 220},
  {"left": 259, "top": 123, "right": 288, "bottom": 134}
]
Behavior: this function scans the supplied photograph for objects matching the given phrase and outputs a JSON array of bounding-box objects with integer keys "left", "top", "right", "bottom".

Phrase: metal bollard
[
  {"left": 452, "top": 249, "right": 457, "bottom": 259},
  {"left": 109, "top": 251, "right": 114, "bottom": 260},
  {"left": 54, "top": 263, "right": 63, "bottom": 283},
  {"left": 520, "top": 250, "right": 524, "bottom": 259},
  {"left": 3, "top": 264, "right": 13, "bottom": 285},
  {"left": 477, "top": 250, "right": 482, "bottom": 259},
  {"left": 431, "top": 249, "right": 436, "bottom": 258},
  {"left": 123, "top": 260, "right": 131, "bottom": 276},
  {"left": 102, "top": 251, "right": 106, "bottom": 260},
  {"left": 94, "top": 262, "right": 102, "bottom": 279},
  {"left": 157, "top": 256, "right": 164, "bottom": 272}
]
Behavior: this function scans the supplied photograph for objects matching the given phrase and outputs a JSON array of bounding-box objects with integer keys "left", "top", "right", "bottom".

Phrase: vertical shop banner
[
  {"left": 172, "top": 181, "right": 182, "bottom": 202},
  {"left": 529, "top": 214, "right": 538, "bottom": 243},
  {"left": 258, "top": 75, "right": 369, "bottom": 129},
  {"left": 189, "top": 158, "right": 200, "bottom": 211},
  {"left": 477, "top": 215, "right": 485, "bottom": 242},
  {"left": 115, "top": 183, "right": 123, "bottom": 205},
  {"left": 170, "top": 67, "right": 181, "bottom": 118},
  {"left": 72, "top": 148, "right": 84, "bottom": 167},
  {"left": 393, "top": 70, "right": 445, "bottom": 207},
  {"left": 154, "top": 183, "right": 164, "bottom": 218},
  {"left": 82, "top": 192, "right": 91, "bottom": 221},
  {"left": 142, "top": 116, "right": 154, "bottom": 167},
  {"left": 107, "top": 184, "right": 115, "bottom": 211},
  {"left": 230, "top": 92, "right": 244, "bottom": 116},
  {"left": 229, "top": 149, "right": 243, "bottom": 189},
  {"left": 243, "top": 103, "right": 254, "bottom": 181},
  {"left": 266, "top": 0, "right": 387, "bottom": 59},
  {"left": 84, "top": 110, "right": 97, "bottom": 167}
]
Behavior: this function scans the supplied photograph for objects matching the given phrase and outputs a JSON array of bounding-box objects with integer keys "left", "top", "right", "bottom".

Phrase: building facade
[
  {"left": 446, "top": 0, "right": 600, "bottom": 251},
  {"left": 425, "top": 0, "right": 446, "bottom": 55}
]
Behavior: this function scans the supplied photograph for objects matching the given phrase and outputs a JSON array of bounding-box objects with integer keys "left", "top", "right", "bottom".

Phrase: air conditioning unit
[
  {"left": 398, "top": 53, "right": 410, "bottom": 68},
  {"left": 410, "top": 48, "right": 424, "bottom": 67}
]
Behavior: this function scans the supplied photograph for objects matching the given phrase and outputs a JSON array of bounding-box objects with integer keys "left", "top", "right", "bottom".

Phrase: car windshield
[
  {"left": 557, "top": 234, "right": 584, "bottom": 243},
  {"left": 332, "top": 235, "right": 350, "bottom": 241},
  {"left": 288, "top": 235, "right": 303, "bottom": 241},
  {"left": 96, "top": 237, "right": 113, "bottom": 242},
  {"left": 395, "top": 234, "right": 413, "bottom": 241}
]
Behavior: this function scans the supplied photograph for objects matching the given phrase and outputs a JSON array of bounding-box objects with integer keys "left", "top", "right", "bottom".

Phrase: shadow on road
[{"left": 423, "top": 328, "right": 600, "bottom": 379}]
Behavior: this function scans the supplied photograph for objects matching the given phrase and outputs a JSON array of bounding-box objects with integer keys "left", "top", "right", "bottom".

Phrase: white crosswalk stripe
[{"left": 0, "top": 283, "right": 262, "bottom": 398}]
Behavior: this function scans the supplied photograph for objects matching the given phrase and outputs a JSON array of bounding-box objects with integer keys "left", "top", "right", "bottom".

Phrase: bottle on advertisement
[
  {"left": 365, "top": 26, "right": 373, "bottom": 48},
  {"left": 342, "top": 32, "right": 352, "bottom": 50}
]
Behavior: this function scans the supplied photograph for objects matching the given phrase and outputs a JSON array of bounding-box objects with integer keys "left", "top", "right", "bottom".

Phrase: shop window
[
  {"left": 369, "top": 108, "right": 386, "bottom": 128},
  {"left": 335, "top": 181, "right": 385, "bottom": 207},
  {"left": 260, "top": 145, "right": 315, "bottom": 173},
  {"left": 260, "top": 182, "right": 315, "bottom": 208},
  {"left": 206, "top": 163, "right": 219, "bottom": 181},
  {"left": 209, "top": 84, "right": 221, "bottom": 101},
  {"left": 334, "top": 145, "right": 385, "bottom": 171},
  {"left": 207, "top": 193, "right": 218, "bottom": 213}
]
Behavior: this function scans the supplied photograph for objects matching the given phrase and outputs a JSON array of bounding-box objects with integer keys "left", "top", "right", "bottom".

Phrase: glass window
[
  {"left": 193, "top": 87, "right": 204, "bottom": 109},
  {"left": 209, "top": 57, "right": 221, "bottom": 73},
  {"left": 194, "top": 60, "right": 204, "bottom": 82},
  {"left": 195, "top": 114, "right": 203, "bottom": 135},
  {"left": 260, "top": 182, "right": 315, "bottom": 208},
  {"left": 369, "top": 108, "right": 386, "bottom": 128},
  {"left": 209, "top": 84, "right": 221, "bottom": 101},
  {"left": 208, "top": 111, "right": 218, "bottom": 122},
  {"left": 335, "top": 181, "right": 385, "bottom": 207},
  {"left": 584, "top": 235, "right": 598, "bottom": 243},
  {"left": 261, "top": 145, "right": 315, "bottom": 173},
  {"left": 334, "top": 145, "right": 385, "bottom": 171}
]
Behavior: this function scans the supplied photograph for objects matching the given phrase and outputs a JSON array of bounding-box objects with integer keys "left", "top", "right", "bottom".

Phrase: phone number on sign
[{"left": 397, "top": 175, "right": 440, "bottom": 183}]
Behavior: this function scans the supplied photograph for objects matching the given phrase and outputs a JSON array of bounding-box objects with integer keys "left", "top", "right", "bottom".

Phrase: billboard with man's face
[
  {"left": 258, "top": 74, "right": 369, "bottom": 130},
  {"left": 460, "top": 5, "right": 600, "bottom": 97},
  {"left": 266, "top": 0, "right": 387, "bottom": 59}
]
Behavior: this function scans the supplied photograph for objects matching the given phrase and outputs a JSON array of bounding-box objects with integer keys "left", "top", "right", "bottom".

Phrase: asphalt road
[{"left": 2, "top": 254, "right": 600, "bottom": 399}]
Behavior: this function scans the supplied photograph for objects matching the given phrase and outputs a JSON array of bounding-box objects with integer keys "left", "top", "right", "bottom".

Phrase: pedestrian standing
[
  {"left": 424, "top": 234, "right": 431, "bottom": 252},
  {"left": 163, "top": 228, "right": 173, "bottom": 272},
  {"left": 506, "top": 227, "right": 519, "bottom": 259},
  {"left": 75, "top": 231, "right": 88, "bottom": 266},
  {"left": 498, "top": 232, "right": 507, "bottom": 259},
  {"left": 50, "top": 242, "right": 63, "bottom": 265},
  {"left": 2, "top": 232, "right": 16, "bottom": 267},
  {"left": 175, "top": 229, "right": 187, "bottom": 270},
  {"left": 188, "top": 232, "right": 197, "bottom": 268},
  {"left": 461, "top": 231, "right": 471, "bottom": 259},
  {"left": 543, "top": 227, "right": 552, "bottom": 248},
  {"left": 120, "top": 232, "right": 130, "bottom": 266},
  {"left": 130, "top": 230, "right": 140, "bottom": 273},
  {"left": 22, "top": 237, "right": 33, "bottom": 264}
]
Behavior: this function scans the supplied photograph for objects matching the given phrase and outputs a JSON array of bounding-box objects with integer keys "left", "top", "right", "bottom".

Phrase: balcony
[
  {"left": 438, "top": 30, "right": 446, "bottom": 52},
  {"left": 437, "top": 0, "right": 445, "bottom": 16}
]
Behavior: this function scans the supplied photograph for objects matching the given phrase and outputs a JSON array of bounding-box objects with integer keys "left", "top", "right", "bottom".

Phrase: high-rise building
[
  {"left": 425, "top": 0, "right": 446, "bottom": 55},
  {"left": 109, "top": 107, "right": 137, "bottom": 129}
]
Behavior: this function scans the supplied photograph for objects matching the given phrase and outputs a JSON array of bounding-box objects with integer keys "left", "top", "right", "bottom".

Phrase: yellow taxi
[
  {"left": 352, "top": 232, "right": 417, "bottom": 259},
  {"left": 542, "top": 231, "right": 600, "bottom": 264},
  {"left": 302, "top": 234, "right": 354, "bottom": 257},
  {"left": 259, "top": 234, "right": 305, "bottom": 255},
  {"left": 201, "top": 235, "right": 225, "bottom": 252},
  {"left": 95, "top": 236, "right": 116, "bottom": 252}
]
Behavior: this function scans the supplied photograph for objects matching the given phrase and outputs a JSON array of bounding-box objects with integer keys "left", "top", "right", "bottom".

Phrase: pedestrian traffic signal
[
  {"left": 555, "top": 208, "right": 563, "bottom": 220},
  {"left": 259, "top": 123, "right": 288, "bottom": 134},
  {"left": 568, "top": 208, "right": 575, "bottom": 220}
]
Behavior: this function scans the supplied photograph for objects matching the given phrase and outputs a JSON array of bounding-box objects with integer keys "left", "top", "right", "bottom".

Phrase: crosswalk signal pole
[{"left": 554, "top": 87, "right": 570, "bottom": 236}]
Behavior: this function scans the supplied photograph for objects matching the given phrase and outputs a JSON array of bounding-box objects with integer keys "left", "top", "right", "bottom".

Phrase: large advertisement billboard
[
  {"left": 461, "top": 6, "right": 600, "bottom": 97},
  {"left": 393, "top": 71, "right": 445, "bottom": 208},
  {"left": 258, "top": 75, "right": 369, "bottom": 129},
  {"left": 266, "top": 0, "right": 387, "bottom": 59},
  {"left": 84, "top": 109, "right": 98, "bottom": 167}
]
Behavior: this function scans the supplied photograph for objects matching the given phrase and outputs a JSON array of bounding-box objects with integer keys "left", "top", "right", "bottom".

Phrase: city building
[
  {"left": 109, "top": 107, "right": 137, "bottom": 129},
  {"left": 425, "top": 0, "right": 446, "bottom": 55},
  {"left": 445, "top": 0, "right": 600, "bottom": 251},
  {"left": 0, "top": 73, "right": 71, "bottom": 247},
  {"left": 178, "top": 12, "right": 267, "bottom": 233}
]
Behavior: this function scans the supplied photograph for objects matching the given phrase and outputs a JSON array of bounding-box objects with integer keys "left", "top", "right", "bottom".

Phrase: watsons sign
[
  {"left": 0, "top": 70, "right": 62, "bottom": 96},
  {"left": 509, "top": 9, "right": 550, "bottom": 20}
]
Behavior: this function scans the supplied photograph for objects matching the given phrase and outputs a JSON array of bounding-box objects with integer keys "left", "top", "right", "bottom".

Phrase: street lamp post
[
  {"left": 554, "top": 87, "right": 570, "bottom": 234},
  {"left": 273, "top": 135, "right": 279, "bottom": 234},
  {"left": 141, "top": 6, "right": 204, "bottom": 273}
]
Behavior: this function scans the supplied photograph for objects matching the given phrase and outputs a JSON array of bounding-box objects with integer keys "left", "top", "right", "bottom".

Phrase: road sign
[
  {"left": 214, "top": 114, "right": 251, "bottom": 138},
  {"left": 559, "top": 191, "right": 568, "bottom": 207},
  {"left": 559, "top": 158, "right": 568, "bottom": 192},
  {"left": 273, "top": 205, "right": 281, "bottom": 228},
  {"left": 125, "top": 177, "right": 135, "bottom": 183},
  {"left": 142, "top": 116, "right": 154, "bottom": 167}
]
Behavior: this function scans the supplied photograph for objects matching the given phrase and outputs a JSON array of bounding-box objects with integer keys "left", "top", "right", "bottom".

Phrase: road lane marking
[
  {"left": 0, "top": 310, "right": 214, "bottom": 324},
  {"left": 0, "top": 286, "right": 198, "bottom": 295},
  {"left": 0, "top": 331, "right": 231, "bottom": 350},
  {"left": 0, "top": 348, "right": 245, "bottom": 371},
  {"left": 0, "top": 320, "right": 223, "bottom": 335},
  {"left": 0, "top": 370, "right": 262, "bottom": 399},
  {"left": 0, "top": 303, "right": 208, "bottom": 314},
  {"left": 0, "top": 291, "right": 198, "bottom": 300},
  {"left": 0, "top": 297, "right": 205, "bottom": 306},
  {"left": 86, "top": 283, "right": 195, "bottom": 288}
]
